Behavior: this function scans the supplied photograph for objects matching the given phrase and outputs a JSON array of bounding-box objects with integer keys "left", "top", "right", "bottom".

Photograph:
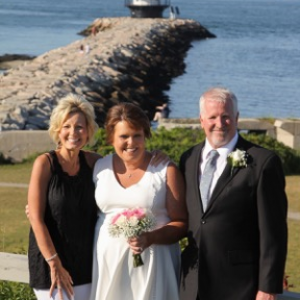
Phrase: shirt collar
[{"left": 202, "top": 131, "right": 239, "bottom": 159}]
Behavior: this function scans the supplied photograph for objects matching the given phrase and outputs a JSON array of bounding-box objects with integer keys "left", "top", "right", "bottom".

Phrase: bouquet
[{"left": 108, "top": 207, "right": 155, "bottom": 267}]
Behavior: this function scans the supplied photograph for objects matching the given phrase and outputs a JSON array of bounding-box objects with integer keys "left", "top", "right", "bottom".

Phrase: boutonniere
[{"left": 227, "top": 149, "right": 248, "bottom": 175}]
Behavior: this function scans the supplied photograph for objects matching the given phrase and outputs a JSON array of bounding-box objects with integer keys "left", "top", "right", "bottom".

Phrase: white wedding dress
[{"left": 89, "top": 154, "right": 180, "bottom": 300}]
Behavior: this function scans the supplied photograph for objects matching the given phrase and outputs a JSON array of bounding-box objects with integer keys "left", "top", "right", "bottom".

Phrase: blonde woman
[{"left": 28, "top": 94, "right": 101, "bottom": 300}]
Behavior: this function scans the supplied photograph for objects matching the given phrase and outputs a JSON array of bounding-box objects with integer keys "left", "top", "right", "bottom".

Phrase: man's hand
[{"left": 256, "top": 291, "right": 277, "bottom": 300}]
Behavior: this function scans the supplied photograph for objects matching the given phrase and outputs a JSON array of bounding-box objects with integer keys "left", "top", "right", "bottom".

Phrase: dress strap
[
  {"left": 44, "top": 151, "right": 55, "bottom": 173},
  {"left": 78, "top": 150, "right": 92, "bottom": 174},
  {"left": 47, "top": 150, "right": 60, "bottom": 174}
]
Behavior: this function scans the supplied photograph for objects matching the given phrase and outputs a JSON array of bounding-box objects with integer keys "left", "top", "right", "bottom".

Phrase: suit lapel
[
  {"left": 206, "top": 136, "right": 249, "bottom": 211},
  {"left": 209, "top": 163, "right": 232, "bottom": 204},
  {"left": 190, "top": 143, "right": 204, "bottom": 213}
]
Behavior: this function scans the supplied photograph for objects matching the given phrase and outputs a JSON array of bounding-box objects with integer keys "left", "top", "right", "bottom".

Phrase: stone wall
[{"left": 0, "top": 131, "right": 55, "bottom": 162}]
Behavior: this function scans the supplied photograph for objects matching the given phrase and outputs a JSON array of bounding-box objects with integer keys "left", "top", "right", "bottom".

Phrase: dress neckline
[
  {"left": 51, "top": 150, "right": 83, "bottom": 178},
  {"left": 112, "top": 154, "right": 152, "bottom": 190}
]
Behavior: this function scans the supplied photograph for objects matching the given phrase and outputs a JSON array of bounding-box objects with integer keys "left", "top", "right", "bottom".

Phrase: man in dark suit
[{"left": 179, "top": 87, "right": 287, "bottom": 300}]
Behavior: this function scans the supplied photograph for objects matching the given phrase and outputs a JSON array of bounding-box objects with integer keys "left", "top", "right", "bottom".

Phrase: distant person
[
  {"left": 179, "top": 87, "right": 288, "bottom": 300},
  {"left": 153, "top": 103, "right": 170, "bottom": 122},
  {"left": 91, "top": 26, "right": 97, "bottom": 36},
  {"left": 170, "top": 6, "right": 176, "bottom": 20},
  {"left": 169, "top": 6, "right": 176, "bottom": 20},
  {"left": 85, "top": 44, "right": 90, "bottom": 54},
  {"left": 79, "top": 44, "right": 84, "bottom": 54}
]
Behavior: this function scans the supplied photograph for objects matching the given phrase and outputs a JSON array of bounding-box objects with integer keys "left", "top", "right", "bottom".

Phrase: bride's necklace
[
  {"left": 124, "top": 166, "right": 141, "bottom": 179},
  {"left": 120, "top": 154, "right": 147, "bottom": 179}
]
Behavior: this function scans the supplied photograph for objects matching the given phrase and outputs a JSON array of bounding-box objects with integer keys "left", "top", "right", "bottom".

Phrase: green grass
[
  {"left": 286, "top": 220, "right": 300, "bottom": 291},
  {"left": 0, "top": 162, "right": 32, "bottom": 184},
  {"left": 0, "top": 187, "right": 29, "bottom": 253},
  {"left": 0, "top": 163, "right": 299, "bottom": 292}
]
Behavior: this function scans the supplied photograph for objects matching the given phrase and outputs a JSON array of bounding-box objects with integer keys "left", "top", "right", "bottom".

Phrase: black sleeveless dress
[{"left": 28, "top": 150, "right": 98, "bottom": 289}]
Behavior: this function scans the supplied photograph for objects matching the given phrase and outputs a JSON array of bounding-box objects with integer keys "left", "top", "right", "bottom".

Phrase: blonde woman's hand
[
  {"left": 48, "top": 258, "right": 74, "bottom": 300},
  {"left": 150, "top": 150, "right": 170, "bottom": 166}
]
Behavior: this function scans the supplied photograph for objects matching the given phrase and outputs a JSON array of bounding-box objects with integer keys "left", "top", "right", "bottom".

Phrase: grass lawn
[
  {"left": 0, "top": 163, "right": 299, "bottom": 292},
  {"left": 0, "top": 162, "right": 32, "bottom": 184},
  {"left": 0, "top": 187, "right": 29, "bottom": 253}
]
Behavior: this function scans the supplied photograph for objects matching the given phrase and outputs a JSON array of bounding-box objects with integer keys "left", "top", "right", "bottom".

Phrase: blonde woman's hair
[{"left": 48, "top": 94, "right": 99, "bottom": 147}]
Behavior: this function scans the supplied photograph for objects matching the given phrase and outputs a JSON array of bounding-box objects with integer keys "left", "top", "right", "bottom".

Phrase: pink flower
[
  {"left": 111, "top": 213, "right": 121, "bottom": 224},
  {"left": 108, "top": 207, "right": 155, "bottom": 268}
]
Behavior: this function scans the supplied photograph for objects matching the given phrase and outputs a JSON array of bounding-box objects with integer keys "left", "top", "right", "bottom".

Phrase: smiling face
[
  {"left": 200, "top": 99, "right": 238, "bottom": 148},
  {"left": 58, "top": 112, "right": 88, "bottom": 151},
  {"left": 112, "top": 121, "right": 146, "bottom": 164}
]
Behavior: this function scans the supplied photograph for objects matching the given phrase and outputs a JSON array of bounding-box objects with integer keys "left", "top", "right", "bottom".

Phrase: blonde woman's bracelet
[{"left": 46, "top": 253, "right": 58, "bottom": 262}]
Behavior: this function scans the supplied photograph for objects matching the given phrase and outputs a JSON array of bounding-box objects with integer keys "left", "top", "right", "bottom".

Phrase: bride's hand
[{"left": 128, "top": 233, "right": 151, "bottom": 254}]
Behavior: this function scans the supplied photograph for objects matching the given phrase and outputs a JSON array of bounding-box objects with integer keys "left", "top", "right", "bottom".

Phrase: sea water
[{"left": 0, "top": 0, "right": 299, "bottom": 118}]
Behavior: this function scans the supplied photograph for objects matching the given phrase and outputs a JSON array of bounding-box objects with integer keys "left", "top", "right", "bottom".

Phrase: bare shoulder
[
  {"left": 83, "top": 150, "right": 102, "bottom": 169},
  {"left": 167, "top": 161, "right": 181, "bottom": 173},
  {"left": 33, "top": 153, "right": 51, "bottom": 168},
  {"left": 166, "top": 161, "right": 184, "bottom": 181},
  {"left": 30, "top": 153, "right": 52, "bottom": 180}
]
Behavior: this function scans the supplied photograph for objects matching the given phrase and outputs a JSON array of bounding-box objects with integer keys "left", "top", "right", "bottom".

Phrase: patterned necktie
[{"left": 200, "top": 150, "right": 219, "bottom": 212}]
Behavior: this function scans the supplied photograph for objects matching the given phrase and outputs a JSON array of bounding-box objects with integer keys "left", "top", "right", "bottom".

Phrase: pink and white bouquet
[{"left": 108, "top": 207, "right": 155, "bottom": 267}]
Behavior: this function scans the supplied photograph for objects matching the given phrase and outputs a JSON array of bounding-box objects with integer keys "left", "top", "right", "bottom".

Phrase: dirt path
[{"left": 0, "top": 182, "right": 28, "bottom": 188}]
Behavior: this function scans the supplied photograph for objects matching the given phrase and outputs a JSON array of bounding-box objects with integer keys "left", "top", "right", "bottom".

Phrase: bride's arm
[{"left": 129, "top": 162, "right": 187, "bottom": 253}]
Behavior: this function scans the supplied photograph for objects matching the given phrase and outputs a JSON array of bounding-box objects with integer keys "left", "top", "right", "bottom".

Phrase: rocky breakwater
[{"left": 0, "top": 17, "right": 215, "bottom": 130}]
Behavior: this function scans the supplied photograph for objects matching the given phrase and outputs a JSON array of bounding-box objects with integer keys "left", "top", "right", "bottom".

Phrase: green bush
[
  {"left": 90, "top": 128, "right": 300, "bottom": 175},
  {"left": 243, "top": 133, "right": 300, "bottom": 175},
  {"left": 0, "top": 153, "right": 12, "bottom": 164},
  {"left": 0, "top": 281, "right": 35, "bottom": 300}
]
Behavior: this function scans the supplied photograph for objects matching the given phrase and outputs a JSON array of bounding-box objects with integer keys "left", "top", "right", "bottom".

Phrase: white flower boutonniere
[{"left": 227, "top": 149, "right": 248, "bottom": 175}]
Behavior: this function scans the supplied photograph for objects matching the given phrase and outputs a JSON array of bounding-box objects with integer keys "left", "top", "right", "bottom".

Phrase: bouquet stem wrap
[{"left": 133, "top": 254, "right": 144, "bottom": 268}]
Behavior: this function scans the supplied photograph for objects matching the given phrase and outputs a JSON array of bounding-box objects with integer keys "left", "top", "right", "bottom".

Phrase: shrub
[
  {"left": 0, "top": 153, "right": 12, "bottom": 165},
  {"left": 243, "top": 133, "right": 300, "bottom": 175},
  {"left": 0, "top": 281, "right": 35, "bottom": 300},
  {"left": 90, "top": 128, "right": 300, "bottom": 174}
]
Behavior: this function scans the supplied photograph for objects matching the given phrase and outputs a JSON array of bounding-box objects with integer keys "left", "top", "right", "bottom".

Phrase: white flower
[
  {"left": 115, "top": 215, "right": 127, "bottom": 226},
  {"left": 227, "top": 149, "right": 248, "bottom": 174},
  {"left": 128, "top": 216, "right": 139, "bottom": 227}
]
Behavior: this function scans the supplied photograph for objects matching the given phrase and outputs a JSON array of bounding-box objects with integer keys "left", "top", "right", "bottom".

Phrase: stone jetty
[{"left": 0, "top": 17, "right": 215, "bottom": 130}]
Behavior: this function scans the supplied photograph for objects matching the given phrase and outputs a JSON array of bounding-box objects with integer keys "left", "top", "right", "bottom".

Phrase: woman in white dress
[{"left": 90, "top": 103, "right": 188, "bottom": 300}]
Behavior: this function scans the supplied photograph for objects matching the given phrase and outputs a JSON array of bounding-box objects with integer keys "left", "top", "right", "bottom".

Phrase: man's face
[{"left": 200, "top": 99, "right": 238, "bottom": 148}]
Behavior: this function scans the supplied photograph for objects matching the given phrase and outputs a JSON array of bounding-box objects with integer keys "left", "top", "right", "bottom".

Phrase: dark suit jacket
[{"left": 179, "top": 135, "right": 288, "bottom": 300}]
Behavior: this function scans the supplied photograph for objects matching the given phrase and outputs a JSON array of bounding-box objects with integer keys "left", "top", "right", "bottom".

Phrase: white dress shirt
[{"left": 199, "top": 132, "right": 239, "bottom": 200}]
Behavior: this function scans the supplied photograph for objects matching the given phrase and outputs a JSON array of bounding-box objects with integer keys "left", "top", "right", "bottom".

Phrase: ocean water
[{"left": 0, "top": 0, "right": 299, "bottom": 119}]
